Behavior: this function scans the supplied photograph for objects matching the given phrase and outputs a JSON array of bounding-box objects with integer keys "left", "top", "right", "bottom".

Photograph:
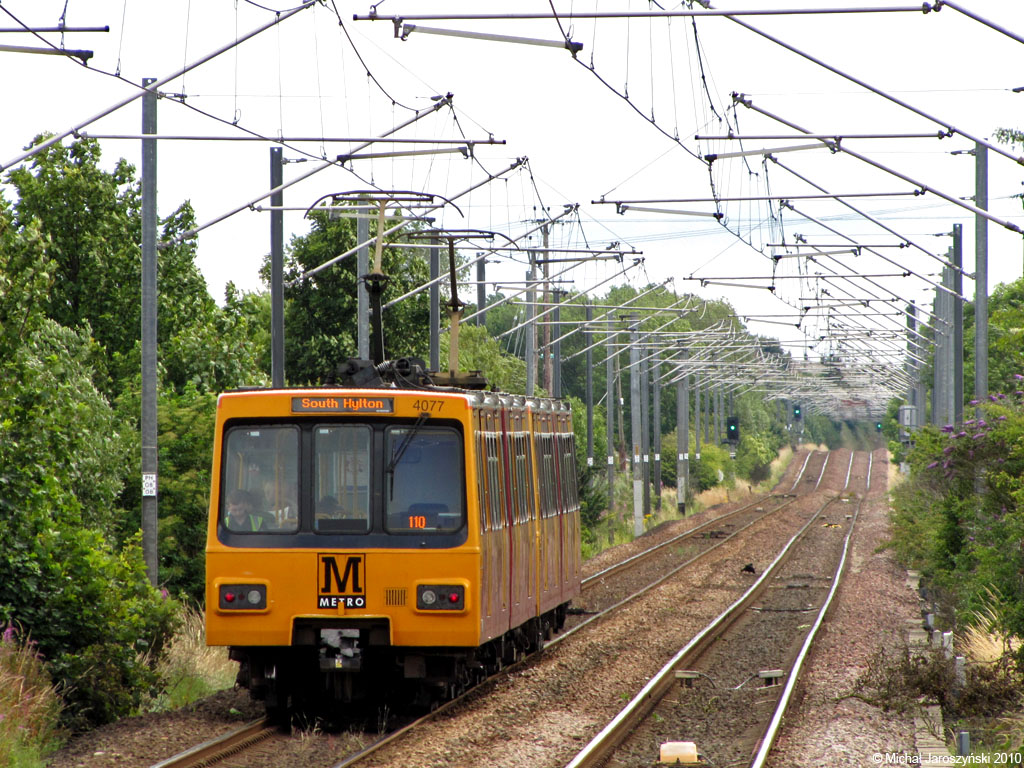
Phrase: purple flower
[
  {"left": 973, "top": 433, "right": 985, "bottom": 440},
  {"left": 978, "top": 420, "right": 987, "bottom": 428},
  {"left": 160, "top": 588, "right": 169, "bottom": 600},
  {"left": 989, "top": 394, "right": 999, "bottom": 402},
  {"left": 2, "top": 626, "right": 15, "bottom": 643},
  {"left": 1014, "top": 374, "right": 1024, "bottom": 381},
  {"left": 927, "top": 461, "right": 939, "bottom": 469},
  {"left": 965, "top": 420, "right": 976, "bottom": 427},
  {"left": 956, "top": 431, "right": 968, "bottom": 439},
  {"left": 998, "top": 415, "right": 1007, "bottom": 421},
  {"left": 941, "top": 425, "right": 955, "bottom": 433},
  {"left": 970, "top": 399, "right": 979, "bottom": 405},
  {"left": 943, "top": 446, "right": 954, "bottom": 455}
]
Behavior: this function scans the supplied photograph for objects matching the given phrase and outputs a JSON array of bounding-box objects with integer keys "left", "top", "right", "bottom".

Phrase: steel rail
[
  {"left": 789, "top": 450, "right": 815, "bottom": 492},
  {"left": 564, "top": 495, "right": 840, "bottom": 768},
  {"left": 843, "top": 450, "right": 855, "bottom": 491},
  {"left": 148, "top": 719, "right": 274, "bottom": 768},
  {"left": 815, "top": 452, "right": 831, "bottom": 491},
  {"left": 749, "top": 496, "right": 864, "bottom": 767}
]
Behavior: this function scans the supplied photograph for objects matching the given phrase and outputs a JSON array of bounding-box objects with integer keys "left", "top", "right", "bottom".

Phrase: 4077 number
[{"left": 412, "top": 399, "right": 444, "bottom": 412}]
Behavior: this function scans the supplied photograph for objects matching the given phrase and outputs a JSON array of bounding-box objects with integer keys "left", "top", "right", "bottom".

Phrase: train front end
[{"left": 205, "top": 388, "right": 479, "bottom": 713}]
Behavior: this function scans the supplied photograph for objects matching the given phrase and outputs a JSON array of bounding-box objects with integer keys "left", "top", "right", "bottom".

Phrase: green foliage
[
  {"left": 891, "top": 389, "right": 1024, "bottom": 646},
  {"left": 693, "top": 441, "right": 734, "bottom": 492},
  {"left": 270, "top": 211, "right": 430, "bottom": 384},
  {"left": 0, "top": 143, "right": 193, "bottom": 730},
  {"left": 567, "top": 397, "right": 609, "bottom": 529},
  {"left": 734, "top": 433, "right": 776, "bottom": 483},
  {"left": 0, "top": 305, "right": 178, "bottom": 728},
  {"left": 441, "top": 323, "right": 529, "bottom": 393}
]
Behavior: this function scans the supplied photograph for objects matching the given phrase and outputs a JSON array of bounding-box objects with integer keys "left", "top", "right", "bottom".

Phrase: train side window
[
  {"left": 314, "top": 425, "right": 371, "bottom": 533},
  {"left": 384, "top": 426, "right": 465, "bottom": 534},
  {"left": 221, "top": 426, "right": 299, "bottom": 533},
  {"left": 487, "top": 434, "right": 502, "bottom": 530},
  {"left": 523, "top": 435, "right": 536, "bottom": 521},
  {"left": 476, "top": 427, "right": 489, "bottom": 532}
]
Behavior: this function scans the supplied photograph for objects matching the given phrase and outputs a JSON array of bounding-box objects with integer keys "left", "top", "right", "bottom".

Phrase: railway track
[
  {"left": 151, "top": 448, "right": 844, "bottom": 768},
  {"left": 565, "top": 451, "right": 870, "bottom": 768}
]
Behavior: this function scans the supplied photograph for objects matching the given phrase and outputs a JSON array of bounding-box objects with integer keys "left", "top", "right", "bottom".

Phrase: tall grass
[
  {"left": 0, "top": 626, "right": 63, "bottom": 768},
  {"left": 142, "top": 604, "right": 237, "bottom": 712}
]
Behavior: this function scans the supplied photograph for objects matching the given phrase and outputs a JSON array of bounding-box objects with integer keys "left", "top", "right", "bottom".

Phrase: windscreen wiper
[{"left": 386, "top": 411, "right": 429, "bottom": 499}]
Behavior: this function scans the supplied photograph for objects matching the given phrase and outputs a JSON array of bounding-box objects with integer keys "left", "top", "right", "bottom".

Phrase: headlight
[
  {"left": 416, "top": 584, "right": 464, "bottom": 611},
  {"left": 219, "top": 583, "right": 267, "bottom": 610}
]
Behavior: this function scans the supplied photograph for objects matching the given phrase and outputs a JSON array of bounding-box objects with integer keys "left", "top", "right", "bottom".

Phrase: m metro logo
[{"left": 317, "top": 553, "right": 366, "bottom": 609}]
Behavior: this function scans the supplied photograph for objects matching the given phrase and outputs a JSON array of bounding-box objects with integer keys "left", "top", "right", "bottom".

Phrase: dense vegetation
[{"left": 889, "top": 274, "right": 1024, "bottom": 650}]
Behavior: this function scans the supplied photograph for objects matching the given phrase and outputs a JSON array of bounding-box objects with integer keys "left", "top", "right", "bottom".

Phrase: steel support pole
[
  {"left": 270, "top": 148, "right": 285, "bottom": 387},
  {"left": 932, "top": 281, "right": 944, "bottom": 426},
  {"left": 476, "top": 256, "right": 486, "bottom": 326},
  {"left": 428, "top": 235, "right": 439, "bottom": 370},
  {"left": 585, "top": 302, "right": 594, "bottom": 467},
  {"left": 357, "top": 216, "right": 370, "bottom": 360},
  {"left": 640, "top": 344, "right": 651, "bottom": 520},
  {"left": 553, "top": 290, "right": 562, "bottom": 398},
  {"left": 652, "top": 356, "right": 662, "bottom": 512},
  {"left": 606, "top": 319, "right": 616, "bottom": 509},
  {"left": 629, "top": 327, "right": 644, "bottom": 536},
  {"left": 677, "top": 354, "right": 689, "bottom": 514},
  {"left": 694, "top": 377, "right": 702, "bottom": 469},
  {"left": 704, "top": 381, "right": 711, "bottom": 443},
  {"left": 141, "top": 78, "right": 158, "bottom": 587},
  {"left": 542, "top": 225, "right": 552, "bottom": 393},
  {"left": 952, "top": 224, "right": 963, "bottom": 425},
  {"left": 525, "top": 264, "right": 536, "bottom": 396},
  {"left": 975, "top": 143, "right": 989, "bottom": 411}
]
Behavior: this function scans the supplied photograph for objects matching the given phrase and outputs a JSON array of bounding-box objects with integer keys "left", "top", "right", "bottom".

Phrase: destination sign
[{"left": 292, "top": 396, "right": 395, "bottom": 414}]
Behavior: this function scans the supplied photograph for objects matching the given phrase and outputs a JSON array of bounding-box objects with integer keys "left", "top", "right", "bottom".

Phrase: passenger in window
[
  {"left": 317, "top": 496, "right": 341, "bottom": 520},
  {"left": 265, "top": 480, "right": 297, "bottom": 527},
  {"left": 225, "top": 490, "right": 275, "bottom": 531}
]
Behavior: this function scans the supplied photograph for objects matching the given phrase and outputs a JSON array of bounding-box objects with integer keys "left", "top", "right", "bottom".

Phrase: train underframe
[{"left": 231, "top": 603, "right": 569, "bottom": 722}]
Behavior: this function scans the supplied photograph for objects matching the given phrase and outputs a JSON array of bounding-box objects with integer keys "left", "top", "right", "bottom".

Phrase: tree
[
  {"left": 269, "top": 211, "right": 431, "bottom": 384},
  {"left": 0, "top": 214, "right": 176, "bottom": 729}
]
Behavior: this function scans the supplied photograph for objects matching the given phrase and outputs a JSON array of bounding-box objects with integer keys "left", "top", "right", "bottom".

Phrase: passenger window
[
  {"left": 222, "top": 426, "right": 299, "bottom": 533},
  {"left": 314, "top": 426, "right": 371, "bottom": 533}
]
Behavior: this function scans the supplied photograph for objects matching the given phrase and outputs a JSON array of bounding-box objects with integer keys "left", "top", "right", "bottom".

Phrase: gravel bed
[
  {"left": 609, "top": 456, "right": 864, "bottom": 767},
  {"left": 765, "top": 447, "right": 921, "bottom": 767},
  {"left": 48, "top": 689, "right": 265, "bottom": 768}
]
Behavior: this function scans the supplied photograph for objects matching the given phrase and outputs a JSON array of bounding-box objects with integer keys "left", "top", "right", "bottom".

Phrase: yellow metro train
[{"left": 205, "top": 380, "right": 580, "bottom": 713}]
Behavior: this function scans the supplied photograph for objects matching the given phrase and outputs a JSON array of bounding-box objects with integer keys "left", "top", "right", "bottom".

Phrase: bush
[
  {"left": 734, "top": 433, "right": 775, "bottom": 484},
  {"left": 0, "top": 269, "right": 179, "bottom": 730}
]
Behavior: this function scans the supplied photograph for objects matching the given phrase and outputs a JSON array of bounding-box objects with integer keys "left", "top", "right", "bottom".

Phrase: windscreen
[
  {"left": 221, "top": 426, "right": 299, "bottom": 533},
  {"left": 313, "top": 425, "right": 372, "bottom": 533},
  {"left": 384, "top": 426, "right": 465, "bottom": 533}
]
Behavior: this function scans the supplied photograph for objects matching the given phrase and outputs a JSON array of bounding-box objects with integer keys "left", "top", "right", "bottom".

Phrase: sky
[{"left": 1, "top": 1, "right": 1023, "bottom": 401}]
